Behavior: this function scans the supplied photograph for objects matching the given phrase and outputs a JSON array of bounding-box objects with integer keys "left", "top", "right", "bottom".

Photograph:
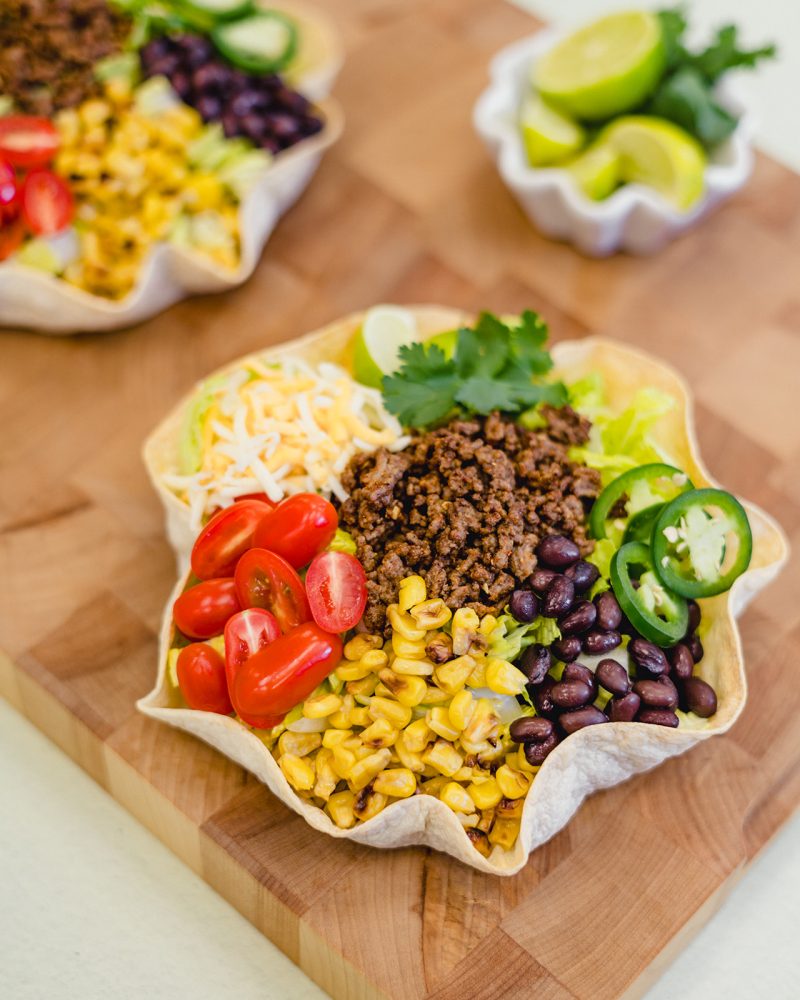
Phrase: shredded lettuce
[
  {"left": 328, "top": 528, "right": 357, "bottom": 555},
  {"left": 178, "top": 373, "right": 227, "bottom": 474},
  {"left": 568, "top": 371, "right": 606, "bottom": 420},
  {"left": 489, "top": 614, "right": 561, "bottom": 662}
]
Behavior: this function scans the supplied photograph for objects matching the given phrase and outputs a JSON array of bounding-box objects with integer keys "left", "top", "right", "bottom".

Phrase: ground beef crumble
[{"left": 338, "top": 407, "right": 601, "bottom": 634}]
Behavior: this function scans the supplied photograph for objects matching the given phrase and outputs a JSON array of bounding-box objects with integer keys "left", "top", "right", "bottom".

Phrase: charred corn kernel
[
  {"left": 373, "top": 768, "right": 416, "bottom": 798},
  {"left": 313, "top": 749, "right": 338, "bottom": 801},
  {"left": 360, "top": 718, "right": 399, "bottom": 749},
  {"left": 331, "top": 745, "right": 357, "bottom": 779},
  {"left": 433, "top": 654, "right": 476, "bottom": 694},
  {"left": 457, "top": 812, "right": 480, "bottom": 828},
  {"left": 279, "top": 753, "right": 315, "bottom": 791},
  {"left": 335, "top": 660, "right": 372, "bottom": 682},
  {"left": 423, "top": 684, "right": 450, "bottom": 706},
  {"left": 428, "top": 707, "right": 460, "bottom": 741},
  {"left": 277, "top": 731, "right": 322, "bottom": 758},
  {"left": 361, "top": 650, "right": 389, "bottom": 671},
  {"left": 398, "top": 575, "right": 426, "bottom": 612},
  {"left": 368, "top": 697, "right": 413, "bottom": 730},
  {"left": 349, "top": 706, "right": 371, "bottom": 728},
  {"left": 391, "top": 633, "right": 427, "bottom": 659},
  {"left": 448, "top": 690, "right": 475, "bottom": 731},
  {"left": 496, "top": 764, "right": 531, "bottom": 800},
  {"left": 497, "top": 797, "right": 524, "bottom": 820},
  {"left": 409, "top": 598, "right": 451, "bottom": 630},
  {"left": 485, "top": 658, "right": 528, "bottom": 696},
  {"left": 328, "top": 694, "right": 355, "bottom": 729},
  {"left": 422, "top": 740, "right": 463, "bottom": 777},
  {"left": 347, "top": 675, "right": 378, "bottom": 699},
  {"left": 322, "top": 729, "right": 352, "bottom": 749},
  {"left": 452, "top": 608, "right": 481, "bottom": 655},
  {"left": 477, "top": 743, "right": 506, "bottom": 766},
  {"left": 353, "top": 789, "right": 388, "bottom": 821},
  {"left": 467, "top": 777, "right": 503, "bottom": 810},
  {"left": 403, "top": 718, "right": 432, "bottom": 754},
  {"left": 392, "top": 656, "right": 434, "bottom": 676},
  {"left": 303, "top": 692, "right": 342, "bottom": 719},
  {"left": 479, "top": 614, "right": 499, "bottom": 636},
  {"left": 378, "top": 669, "right": 428, "bottom": 708},
  {"left": 344, "top": 634, "right": 383, "bottom": 661},
  {"left": 421, "top": 775, "right": 449, "bottom": 797},
  {"left": 440, "top": 782, "right": 475, "bottom": 813},
  {"left": 387, "top": 603, "right": 426, "bottom": 641},
  {"left": 477, "top": 808, "right": 496, "bottom": 833},
  {"left": 350, "top": 749, "right": 393, "bottom": 791},
  {"left": 461, "top": 699, "right": 500, "bottom": 751},
  {"left": 489, "top": 818, "right": 520, "bottom": 850},
  {"left": 466, "top": 657, "right": 488, "bottom": 688},
  {"left": 374, "top": 683, "right": 393, "bottom": 699},
  {"left": 394, "top": 733, "right": 426, "bottom": 773},
  {"left": 467, "top": 828, "right": 491, "bottom": 857},
  {"left": 327, "top": 790, "right": 356, "bottom": 829}
]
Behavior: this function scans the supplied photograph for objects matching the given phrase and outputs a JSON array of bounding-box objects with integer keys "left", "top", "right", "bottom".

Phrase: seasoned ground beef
[{"left": 339, "top": 408, "right": 601, "bottom": 634}]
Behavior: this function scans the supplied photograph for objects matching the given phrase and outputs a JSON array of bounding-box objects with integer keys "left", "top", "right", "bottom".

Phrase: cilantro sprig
[{"left": 382, "top": 310, "right": 567, "bottom": 429}]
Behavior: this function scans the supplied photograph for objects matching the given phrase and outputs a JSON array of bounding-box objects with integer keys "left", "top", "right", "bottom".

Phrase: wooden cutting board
[{"left": 2, "top": 2, "right": 799, "bottom": 997}]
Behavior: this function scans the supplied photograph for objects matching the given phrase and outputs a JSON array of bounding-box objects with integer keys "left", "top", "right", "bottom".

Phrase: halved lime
[
  {"left": 603, "top": 116, "right": 706, "bottom": 210},
  {"left": 353, "top": 305, "right": 418, "bottom": 387},
  {"left": 519, "top": 93, "right": 585, "bottom": 166},
  {"left": 535, "top": 11, "right": 665, "bottom": 121},
  {"left": 566, "top": 143, "right": 620, "bottom": 200}
]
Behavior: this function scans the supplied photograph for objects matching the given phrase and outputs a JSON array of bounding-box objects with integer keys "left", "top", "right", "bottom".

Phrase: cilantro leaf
[
  {"left": 648, "top": 66, "right": 739, "bottom": 147},
  {"left": 690, "top": 24, "right": 776, "bottom": 83},
  {"left": 509, "top": 310, "right": 554, "bottom": 375},
  {"left": 658, "top": 7, "right": 689, "bottom": 71},
  {"left": 454, "top": 317, "right": 508, "bottom": 379}
]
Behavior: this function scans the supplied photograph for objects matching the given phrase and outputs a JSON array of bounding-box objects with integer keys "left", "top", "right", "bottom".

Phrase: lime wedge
[
  {"left": 566, "top": 143, "right": 620, "bottom": 200},
  {"left": 519, "top": 93, "right": 585, "bottom": 166},
  {"left": 353, "top": 305, "right": 418, "bottom": 388},
  {"left": 603, "top": 116, "right": 706, "bottom": 210},
  {"left": 426, "top": 328, "right": 457, "bottom": 358},
  {"left": 535, "top": 11, "right": 665, "bottom": 121}
]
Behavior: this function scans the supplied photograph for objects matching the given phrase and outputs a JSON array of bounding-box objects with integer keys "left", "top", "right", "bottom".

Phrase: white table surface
[{"left": 2, "top": 2, "right": 799, "bottom": 998}]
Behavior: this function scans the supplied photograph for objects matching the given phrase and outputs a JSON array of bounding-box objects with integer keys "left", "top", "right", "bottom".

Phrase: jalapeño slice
[
  {"left": 610, "top": 541, "right": 688, "bottom": 647},
  {"left": 652, "top": 488, "right": 752, "bottom": 599},
  {"left": 590, "top": 463, "right": 693, "bottom": 541},
  {"left": 622, "top": 502, "right": 663, "bottom": 544}
]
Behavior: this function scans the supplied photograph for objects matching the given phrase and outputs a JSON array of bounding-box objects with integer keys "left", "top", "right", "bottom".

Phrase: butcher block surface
[{"left": 1, "top": 2, "right": 799, "bottom": 998}]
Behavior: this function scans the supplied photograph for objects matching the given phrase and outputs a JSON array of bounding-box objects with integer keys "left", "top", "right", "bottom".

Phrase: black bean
[
  {"left": 551, "top": 679, "right": 593, "bottom": 709},
  {"left": 558, "top": 599, "right": 597, "bottom": 636},
  {"left": 510, "top": 716, "right": 554, "bottom": 744},
  {"left": 628, "top": 638, "right": 669, "bottom": 677},
  {"left": 519, "top": 644, "right": 551, "bottom": 685},
  {"left": 560, "top": 706, "right": 609, "bottom": 734},
  {"left": 681, "top": 677, "right": 717, "bottom": 718},
  {"left": 582, "top": 629, "right": 622, "bottom": 655},
  {"left": 192, "top": 62, "right": 230, "bottom": 93},
  {"left": 533, "top": 676, "right": 558, "bottom": 719},
  {"left": 596, "top": 659, "right": 631, "bottom": 697},
  {"left": 606, "top": 691, "right": 641, "bottom": 722},
  {"left": 537, "top": 535, "right": 580, "bottom": 569},
  {"left": 221, "top": 112, "right": 241, "bottom": 138},
  {"left": 595, "top": 591, "right": 623, "bottom": 631},
  {"left": 542, "top": 576, "right": 575, "bottom": 618},
  {"left": 637, "top": 708, "right": 679, "bottom": 728},
  {"left": 240, "top": 113, "right": 266, "bottom": 140},
  {"left": 552, "top": 636, "right": 582, "bottom": 662},
  {"left": 147, "top": 53, "right": 180, "bottom": 77},
  {"left": 195, "top": 94, "right": 223, "bottom": 121},
  {"left": 565, "top": 560, "right": 600, "bottom": 593},
  {"left": 669, "top": 643, "right": 694, "bottom": 682},
  {"left": 687, "top": 599, "right": 702, "bottom": 634},
  {"left": 509, "top": 589, "right": 539, "bottom": 623},
  {"left": 169, "top": 70, "right": 193, "bottom": 101},
  {"left": 563, "top": 662, "right": 597, "bottom": 699},
  {"left": 634, "top": 676, "right": 678, "bottom": 710},
  {"left": 230, "top": 89, "right": 267, "bottom": 117},
  {"left": 685, "top": 634, "right": 704, "bottom": 664},
  {"left": 181, "top": 35, "right": 214, "bottom": 67},
  {"left": 524, "top": 732, "right": 559, "bottom": 765},
  {"left": 529, "top": 567, "right": 558, "bottom": 595}
]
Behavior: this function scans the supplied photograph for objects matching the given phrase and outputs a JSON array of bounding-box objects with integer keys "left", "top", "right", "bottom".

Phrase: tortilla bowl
[{"left": 138, "top": 307, "right": 788, "bottom": 875}]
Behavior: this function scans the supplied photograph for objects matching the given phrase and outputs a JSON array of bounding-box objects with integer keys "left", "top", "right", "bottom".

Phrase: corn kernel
[
  {"left": 391, "top": 633, "right": 427, "bottom": 659},
  {"left": 353, "top": 789, "right": 388, "bottom": 822},
  {"left": 479, "top": 614, "right": 499, "bottom": 636},
  {"left": 461, "top": 699, "right": 500, "bottom": 753},
  {"left": 277, "top": 731, "right": 322, "bottom": 758},
  {"left": 368, "top": 697, "right": 412, "bottom": 730},
  {"left": 485, "top": 657, "right": 528, "bottom": 696},
  {"left": 378, "top": 669, "right": 428, "bottom": 708},
  {"left": 392, "top": 656, "right": 434, "bottom": 676},
  {"left": 349, "top": 749, "right": 393, "bottom": 791},
  {"left": 328, "top": 694, "right": 355, "bottom": 729},
  {"left": 403, "top": 718, "right": 432, "bottom": 753},
  {"left": 497, "top": 797, "right": 524, "bottom": 820},
  {"left": 467, "top": 777, "right": 503, "bottom": 810},
  {"left": 477, "top": 808, "right": 496, "bottom": 833},
  {"left": 489, "top": 818, "right": 520, "bottom": 850},
  {"left": 361, "top": 649, "right": 389, "bottom": 671},
  {"left": 517, "top": 745, "right": 541, "bottom": 775},
  {"left": 360, "top": 718, "right": 399, "bottom": 749},
  {"left": 452, "top": 608, "right": 481, "bottom": 655},
  {"left": 457, "top": 812, "right": 480, "bottom": 828},
  {"left": 433, "top": 654, "right": 476, "bottom": 694},
  {"left": 427, "top": 706, "right": 460, "bottom": 741},
  {"left": 448, "top": 690, "right": 475, "bottom": 731},
  {"left": 423, "top": 684, "right": 450, "bottom": 706},
  {"left": 331, "top": 745, "right": 357, "bottom": 779},
  {"left": 279, "top": 753, "right": 315, "bottom": 791},
  {"left": 303, "top": 692, "right": 342, "bottom": 719},
  {"left": 409, "top": 598, "right": 451, "bottom": 630},
  {"left": 327, "top": 790, "right": 356, "bottom": 828},
  {"left": 398, "top": 575, "right": 426, "bottom": 611},
  {"left": 313, "top": 749, "right": 338, "bottom": 801},
  {"left": 344, "top": 634, "right": 383, "bottom": 661},
  {"left": 349, "top": 706, "right": 371, "bottom": 728},
  {"left": 453, "top": 766, "right": 475, "bottom": 782},
  {"left": 466, "top": 657, "right": 488, "bottom": 688},
  {"left": 394, "top": 733, "right": 426, "bottom": 773},
  {"left": 440, "top": 781, "right": 475, "bottom": 813},
  {"left": 347, "top": 674, "right": 378, "bottom": 699},
  {"left": 422, "top": 740, "right": 463, "bottom": 777},
  {"left": 322, "top": 729, "right": 352, "bottom": 749},
  {"left": 373, "top": 768, "right": 417, "bottom": 798},
  {"left": 420, "top": 775, "right": 449, "bottom": 797},
  {"left": 388, "top": 603, "right": 426, "bottom": 641},
  {"left": 467, "top": 829, "right": 491, "bottom": 857},
  {"left": 335, "top": 660, "right": 372, "bottom": 682}
]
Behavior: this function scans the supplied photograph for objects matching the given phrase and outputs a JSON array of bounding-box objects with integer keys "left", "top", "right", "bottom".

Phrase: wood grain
[{"left": 1, "top": 1, "right": 798, "bottom": 997}]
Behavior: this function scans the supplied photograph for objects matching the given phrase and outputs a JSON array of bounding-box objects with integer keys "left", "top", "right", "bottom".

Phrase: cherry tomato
[
  {"left": 234, "top": 622, "right": 343, "bottom": 717},
  {"left": 254, "top": 493, "right": 338, "bottom": 569},
  {"left": 21, "top": 169, "right": 73, "bottom": 235},
  {"left": 0, "top": 215, "right": 24, "bottom": 262},
  {"left": 0, "top": 117, "right": 60, "bottom": 169},
  {"left": 234, "top": 548, "right": 311, "bottom": 633},
  {"left": 0, "top": 158, "right": 19, "bottom": 226},
  {"left": 176, "top": 643, "right": 233, "bottom": 715},
  {"left": 173, "top": 578, "right": 241, "bottom": 639},
  {"left": 234, "top": 492, "right": 276, "bottom": 507},
  {"left": 224, "top": 608, "right": 284, "bottom": 729},
  {"left": 191, "top": 498, "right": 272, "bottom": 580},
  {"left": 305, "top": 551, "right": 367, "bottom": 632}
]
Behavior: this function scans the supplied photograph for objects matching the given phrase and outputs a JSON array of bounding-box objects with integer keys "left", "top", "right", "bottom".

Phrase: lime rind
[
  {"left": 353, "top": 305, "right": 418, "bottom": 388},
  {"left": 519, "top": 93, "right": 586, "bottom": 167}
]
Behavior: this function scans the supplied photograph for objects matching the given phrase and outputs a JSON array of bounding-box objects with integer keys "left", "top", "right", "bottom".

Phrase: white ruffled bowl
[{"left": 473, "top": 28, "right": 755, "bottom": 257}]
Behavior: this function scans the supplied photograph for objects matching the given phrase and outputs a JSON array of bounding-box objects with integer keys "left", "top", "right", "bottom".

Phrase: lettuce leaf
[
  {"left": 489, "top": 614, "right": 561, "bottom": 663},
  {"left": 178, "top": 373, "right": 227, "bottom": 474}
]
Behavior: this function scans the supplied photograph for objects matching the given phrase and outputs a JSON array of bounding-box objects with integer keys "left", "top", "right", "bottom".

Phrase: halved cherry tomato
[
  {"left": 234, "top": 492, "right": 276, "bottom": 507},
  {"left": 191, "top": 498, "right": 272, "bottom": 580},
  {"left": 0, "top": 215, "right": 24, "bottom": 262},
  {"left": 234, "top": 622, "right": 343, "bottom": 717},
  {"left": 173, "top": 578, "right": 241, "bottom": 639},
  {"left": 224, "top": 608, "right": 284, "bottom": 729},
  {"left": 21, "top": 169, "right": 73, "bottom": 235},
  {"left": 254, "top": 493, "right": 338, "bottom": 569},
  {"left": 0, "top": 158, "right": 19, "bottom": 226},
  {"left": 176, "top": 642, "right": 233, "bottom": 715},
  {"left": 0, "top": 117, "right": 60, "bottom": 169},
  {"left": 234, "top": 548, "right": 311, "bottom": 633},
  {"left": 305, "top": 550, "right": 367, "bottom": 632}
]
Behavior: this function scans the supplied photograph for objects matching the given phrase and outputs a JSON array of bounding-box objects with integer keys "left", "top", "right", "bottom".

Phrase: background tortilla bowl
[{"left": 139, "top": 307, "right": 788, "bottom": 875}]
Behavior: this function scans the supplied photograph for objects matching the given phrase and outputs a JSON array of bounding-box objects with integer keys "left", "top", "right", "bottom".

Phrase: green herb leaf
[
  {"left": 690, "top": 24, "right": 777, "bottom": 83},
  {"left": 648, "top": 66, "right": 739, "bottom": 147},
  {"left": 657, "top": 7, "right": 689, "bottom": 71}
]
